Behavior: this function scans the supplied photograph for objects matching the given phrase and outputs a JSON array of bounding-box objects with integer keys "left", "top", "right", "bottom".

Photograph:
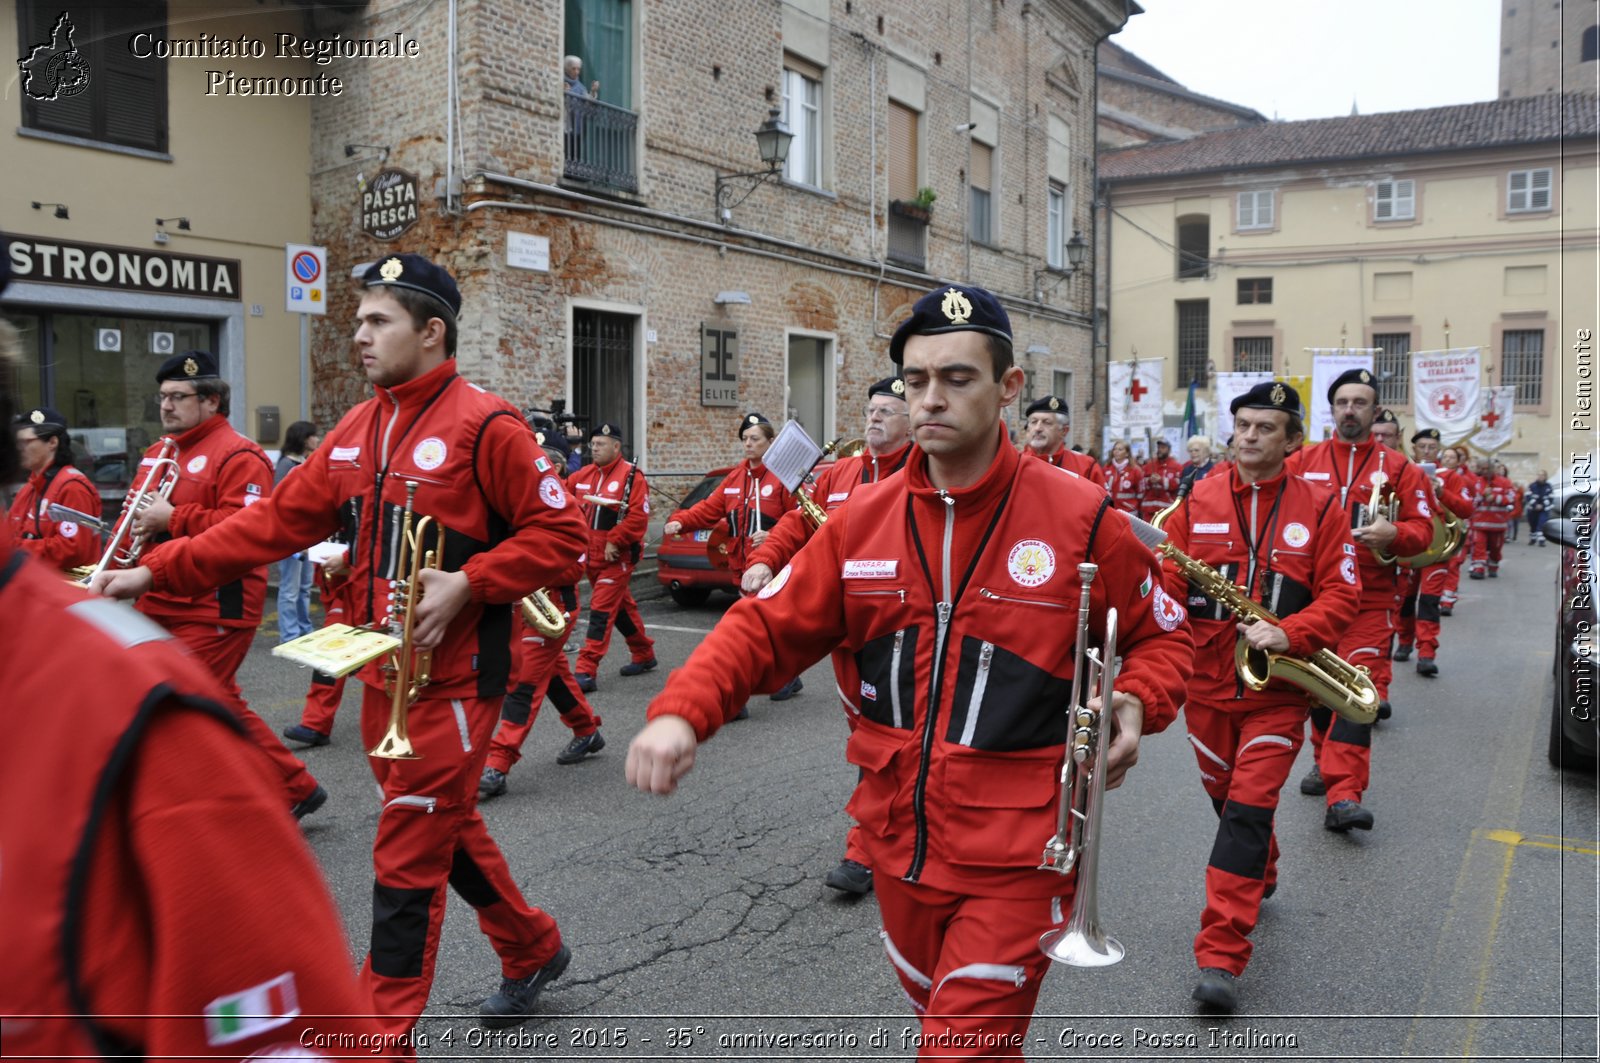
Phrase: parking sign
[{"left": 285, "top": 244, "right": 327, "bottom": 315}]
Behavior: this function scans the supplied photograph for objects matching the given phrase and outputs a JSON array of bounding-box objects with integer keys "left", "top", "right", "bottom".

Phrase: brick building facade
[{"left": 1498, "top": 0, "right": 1599, "bottom": 99}]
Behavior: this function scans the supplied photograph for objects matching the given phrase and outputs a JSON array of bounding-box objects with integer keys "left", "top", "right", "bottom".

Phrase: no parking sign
[{"left": 285, "top": 243, "right": 327, "bottom": 315}]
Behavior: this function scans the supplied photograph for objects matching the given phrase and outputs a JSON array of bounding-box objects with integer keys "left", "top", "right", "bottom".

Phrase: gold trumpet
[
  {"left": 370, "top": 481, "right": 444, "bottom": 760},
  {"left": 72, "top": 437, "right": 181, "bottom": 583},
  {"left": 795, "top": 437, "right": 866, "bottom": 529},
  {"left": 521, "top": 588, "right": 569, "bottom": 637},
  {"left": 1378, "top": 507, "right": 1466, "bottom": 567}
]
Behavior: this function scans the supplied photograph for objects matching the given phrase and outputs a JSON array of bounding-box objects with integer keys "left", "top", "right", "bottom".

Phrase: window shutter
[
  {"left": 1530, "top": 168, "right": 1552, "bottom": 210},
  {"left": 1376, "top": 183, "right": 1393, "bottom": 219},
  {"left": 1257, "top": 191, "right": 1274, "bottom": 226},
  {"left": 1509, "top": 170, "right": 1529, "bottom": 211},
  {"left": 889, "top": 101, "right": 917, "bottom": 202},
  {"left": 969, "top": 139, "right": 992, "bottom": 192}
]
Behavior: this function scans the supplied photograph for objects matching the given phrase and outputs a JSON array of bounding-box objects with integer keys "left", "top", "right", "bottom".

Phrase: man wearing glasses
[{"left": 127, "top": 350, "right": 327, "bottom": 820}]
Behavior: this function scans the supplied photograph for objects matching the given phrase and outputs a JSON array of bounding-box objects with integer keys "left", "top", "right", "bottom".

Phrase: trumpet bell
[
  {"left": 368, "top": 729, "right": 421, "bottom": 760},
  {"left": 1038, "top": 924, "right": 1125, "bottom": 968},
  {"left": 830, "top": 437, "right": 867, "bottom": 459}
]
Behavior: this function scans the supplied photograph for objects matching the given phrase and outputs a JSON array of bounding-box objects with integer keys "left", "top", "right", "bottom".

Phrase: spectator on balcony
[{"left": 564, "top": 55, "right": 599, "bottom": 161}]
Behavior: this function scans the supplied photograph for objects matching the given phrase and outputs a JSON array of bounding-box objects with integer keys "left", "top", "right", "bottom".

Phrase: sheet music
[{"left": 763, "top": 420, "right": 825, "bottom": 493}]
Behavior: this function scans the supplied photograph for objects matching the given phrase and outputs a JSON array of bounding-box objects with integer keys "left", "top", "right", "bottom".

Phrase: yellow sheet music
[{"left": 272, "top": 624, "right": 399, "bottom": 678}]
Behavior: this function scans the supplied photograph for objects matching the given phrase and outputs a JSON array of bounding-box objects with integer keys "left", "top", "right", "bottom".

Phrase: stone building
[
  {"left": 1499, "top": 0, "right": 1600, "bottom": 99},
  {"left": 1095, "top": 40, "right": 1265, "bottom": 151}
]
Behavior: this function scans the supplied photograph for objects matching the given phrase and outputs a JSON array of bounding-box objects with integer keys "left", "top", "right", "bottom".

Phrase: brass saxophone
[
  {"left": 795, "top": 437, "right": 866, "bottom": 529},
  {"left": 1150, "top": 497, "right": 1380, "bottom": 724}
]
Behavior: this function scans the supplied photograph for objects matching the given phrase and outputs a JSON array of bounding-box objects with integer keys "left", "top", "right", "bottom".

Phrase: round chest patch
[
  {"left": 242, "top": 494, "right": 260, "bottom": 507},
  {"left": 539, "top": 475, "right": 567, "bottom": 509},
  {"left": 1340, "top": 557, "right": 1358, "bottom": 584},
  {"left": 757, "top": 564, "right": 792, "bottom": 600},
  {"left": 1152, "top": 584, "right": 1186, "bottom": 631},
  {"left": 1007, "top": 538, "right": 1056, "bottom": 588},
  {"left": 1282, "top": 522, "right": 1310, "bottom": 548},
  {"left": 1418, "top": 499, "right": 1432, "bottom": 518},
  {"left": 608, "top": 479, "right": 620, "bottom": 493},
  {"left": 413, "top": 437, "right": 447, "bottom": 471},
  {"left": 59, "top": 520, "right": 78, "bottom": 538},
  {"left": 186, "top": 455, "right": 208, "bottom": 474},
  {"left": 761, "top": 483, "right": 774, "bottom": 497}
]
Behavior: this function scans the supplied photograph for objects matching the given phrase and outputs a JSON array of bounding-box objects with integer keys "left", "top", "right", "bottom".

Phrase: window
[
  {"left": 1176, "top": 300, "right": 1210, "bottom": 388},
  {"left": 1375, "top": 179, "right": 1416, "bottom": 221},
  {"left": 1584, "top": 25, "right": 1599, "bottom": 62},
  {"left": 1372, "top": 332, "right": 1412, "bottom": 406},
  {"left": 1502, "top": 329, "right": 1545, "bottom": 406},
  {"left": 18, "top": 1, "right": 168, "bottom": 153},
  {"left": 1236, "top": 190, "right": 1275, "bottom": 230},
  {"left": 786, "top": 335, "right": 833, "bottom": 443},
  {"left": 1237, "top": 278, "right": 1273, "bottom": 304},
  {"left": 1176, "top": 215, "right": 1209, "bottom": 279},
  {"left": 563, "top": 0, "right": 638, "bottom": 191},
  {"left": 565, "top": 0, "right": 634, "bottom": 109},
  {"left": 1233, "top": 337, "right": 1273, "bottom": 374},
  {"left": 1047, "top": 182, "right": 1069, "bottom": 269},
  {"left": 1507, "top": 168, "right": 1553, "bottom": 212},
  {"left": 969, "top": 139, "right": 994, "bottom": 244},
  {"left": 1053, "top": 370, "right": 1074, "bottom": 415},
  {"left": 573, "top": 308, "right": 637, "bottom": 457},
  {"left": 781, "top": 57, "right": 823, "bottom": 188},
  {"left": 887, "top": 99, "right": 925, "bottom": 269}
]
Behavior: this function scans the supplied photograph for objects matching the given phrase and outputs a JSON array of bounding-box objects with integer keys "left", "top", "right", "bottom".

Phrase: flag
[
  {"left": 1181, "top": 379, "right": 1198, "bottom": 441},
  {"left": 1109, "top": 360, "right": 1163, "bottom": 430},
  {"left": 203, "top": 973, "right": 300, "bottom": 1046},
  {"left": 1474, "top": 385, "right": 1516, "bottom": 453},
  {"left": 1412, "top": 347, "right": 1483, "bottom": 446}
]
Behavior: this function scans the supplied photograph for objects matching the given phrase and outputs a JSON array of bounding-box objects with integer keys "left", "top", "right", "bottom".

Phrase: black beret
[
  {"left": 591, "top": 421, "right": 624, "bottom": 441},
  {"left": 1374, "top": 408, "right": 1399, "bottom": 426},
  {"left": 868, "top": 376, "right": 907, "bottom": 401},
  {"left": 16, "top": 406, "right": 68, "bottom": 431},
  {"left": 156, "top": 349, "right": 219, "bottom": 383},
  {"left": 1229, "top": 380, "right": 1303, "bottom": 419},
  {"left": 1411, "top": 427, "right": 1442, "bottom": 444},
  {"left": 1024, "top": 395, "right": 1067, "bottom": 418},
  {"left": 1325, "top": 367, "right": 1378, "bottom": 405},
  {"left": 362, "top": 253, "right": 462, "bottom": 321},
  {"left": 888, "top": 283, "right": 1012, "bottom": 365},
  {"left": 738, "top": 411, "right": 771, "bottom": 438}
]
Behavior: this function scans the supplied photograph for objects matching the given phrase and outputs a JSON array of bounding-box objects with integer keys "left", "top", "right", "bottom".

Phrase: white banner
[
  {"left": 1212, "top": 372, "right": 1273, "bottom": 440},
  {"left": 1308, "top": 349, "right": 1379, "bottom": 441},
  {"left": 1411, "top": 347, "right": 1482, "bottom": 445},
  {"left": 1474, "top": 385, "right": 1516, "bottom": 454},
  {"left": 1108, "top": 360, "right": 1163, "bottom": 431}
]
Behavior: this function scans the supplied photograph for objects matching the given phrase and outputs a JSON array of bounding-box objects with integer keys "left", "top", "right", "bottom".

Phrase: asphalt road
[{"left": 239, "top": 542, "right": 1597, "bottom": 1061}]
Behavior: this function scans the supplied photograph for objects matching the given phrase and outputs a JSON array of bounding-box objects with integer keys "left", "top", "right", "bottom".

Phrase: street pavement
[{"left": 239, "top": 541, "right": 1597, "bottom": 1060}]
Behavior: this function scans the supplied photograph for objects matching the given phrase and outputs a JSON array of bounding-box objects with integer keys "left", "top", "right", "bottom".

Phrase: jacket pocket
[
  {"left": 938, "top": 749, "right": 1061, "bottom": 868},
  {"left": 844, "top": 722, "right": 911, "bottom": 838},
  {"left": 853, "top": 626, "right": 918, "bottom": 729},
  {"left": 943, "top": 635, "right": 1073, "bottom": 751}
]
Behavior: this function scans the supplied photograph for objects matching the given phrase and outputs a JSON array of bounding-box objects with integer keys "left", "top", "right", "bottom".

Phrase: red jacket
[
  {"left": 1160, "top": 466, "right": 1359, "bottom": 707},
  {"left": 1435, "top": 466, "right": 1476, "bottom": 519},
  {"left": 648, "top": 428, "right": 1193, "bottom": 898},
  {"left": 1285, "top": 437, "right": 1433, "bottom": 601},
  {"left": 1105, "top": 460, "right": 1144, "bottom": 512},
  {"left": 136, "top": 416, "right": 274, "bottom": 629},
  {"left": 1023, "top": 444, "right": 1106, "bottom": 486},
  {"left": 669, "top": 460, "right": 795, "bottom": 575},
  {"left": 7, "top": 463, "right": 100, "bottom": 572},
  {"left": 568, "top": 456, "right": 650, "bottom": 558},
  {"left": 1472, "top": 474, "right": 1518, "bottom": 529},
  {"left": 1140, "top": 454, "right": 1184, "bottom": 520},
  {"left": 750, "top": 439, "right": 913, "bottom": 572},
  {"left": 143, "top": 360, "right": 587, "bottom": 698},
  {"left": 0, "top": 544, "right": 388, "bottom": 1061}
]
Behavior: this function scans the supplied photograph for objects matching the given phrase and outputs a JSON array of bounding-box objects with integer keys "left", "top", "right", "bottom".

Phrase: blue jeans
[{"left": 277, "top": 553, "right": 315, "bottom": 643}]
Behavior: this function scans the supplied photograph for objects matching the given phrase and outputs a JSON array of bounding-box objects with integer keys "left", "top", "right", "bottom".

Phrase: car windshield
[{"left": 679, "top": 475, "right": 722, "bottom": 509}]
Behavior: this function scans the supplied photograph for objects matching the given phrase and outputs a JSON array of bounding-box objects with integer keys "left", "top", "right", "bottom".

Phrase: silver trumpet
[{"left": 1037, "top": 561, "right": 1125, "bottom": 968}]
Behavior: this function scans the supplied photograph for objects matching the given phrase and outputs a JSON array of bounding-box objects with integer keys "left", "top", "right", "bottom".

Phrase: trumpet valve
[
  {"left": 1071, "top": 727, "right": 1093, "bottom": 763},
  {"left": 1038, "top": 837, "right": 1076, "bottom": 875}
]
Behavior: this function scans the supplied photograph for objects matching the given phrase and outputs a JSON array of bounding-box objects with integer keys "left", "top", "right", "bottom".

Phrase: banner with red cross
[
  {"left": 1109, "top": 359, "right": 1163, "bottom": 431},
  {"left": 1472, "top": 385, "right": 1516, "bottom": 454},
  {"left": 1411, "top": 347, "right": 1482, "bottom": 446}
]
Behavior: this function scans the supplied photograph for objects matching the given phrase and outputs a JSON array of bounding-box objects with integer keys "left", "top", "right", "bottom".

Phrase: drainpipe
[{"left": 1087, "top": 0, "right": 1134, "bottom": 417}]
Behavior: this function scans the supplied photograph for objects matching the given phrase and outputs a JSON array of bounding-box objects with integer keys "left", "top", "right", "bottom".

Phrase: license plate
[{"left": 693, "top": 530, "right": 711, "bottom": 542}]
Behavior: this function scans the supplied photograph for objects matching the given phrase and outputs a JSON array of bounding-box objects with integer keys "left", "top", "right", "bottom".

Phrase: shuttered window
[
  {"left": 18, "top": 1, "right": 168, "bottom": 153},
  {"left": 969, "top": 139, "right": 993, "bottom": 244},
  {"left": 1375, "top": 179, "right": 1415, "bottom": 220},
  {"left": 1507, "top": 168, "right": 1553, "bottom": 213},
  {"left": 889, "top": 100, "right": 918, "bottom": 202}
]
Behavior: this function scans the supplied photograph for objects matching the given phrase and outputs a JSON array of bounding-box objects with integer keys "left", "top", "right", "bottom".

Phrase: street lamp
[
  {"left": 714, "top": 107, "right": 794, "bottom": 223},
  {"left": 1034, "top": 229, "right": 1091, "bottom": 301}
]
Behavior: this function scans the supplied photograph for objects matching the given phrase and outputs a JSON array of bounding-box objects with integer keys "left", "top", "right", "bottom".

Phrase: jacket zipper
[
  {"left": 846, "top": 587, "right": 908, "bottom": 601},
  {"left": 1237, "top": 483, "right": 1261, "bottom": 701},
  {"left": 889, "top": 629, "right": 906, "bottom": 729},
  {"left": 957, "top": 641, "right": 995, "bottom": 746},
  {"left": 908, "top": 490, "right": 955, "bottom": 881},
  {"left": 977, "top": 587, "right": 1069, "bottom": 608},
  {"left": 364, "top": 389, "right": 403, "bottom": 627}
]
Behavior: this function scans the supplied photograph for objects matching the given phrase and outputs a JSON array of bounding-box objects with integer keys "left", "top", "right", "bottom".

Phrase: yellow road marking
[{"left": 1481, "top": 827, "right": 1600, "bottom": 857}]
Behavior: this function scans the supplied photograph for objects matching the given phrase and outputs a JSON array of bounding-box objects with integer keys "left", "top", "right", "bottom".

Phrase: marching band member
[
  {"left": 1370, "top": 408, "right": 1402, "bottom": 450},
  {"left": 1438, "top": 445, "right": 1476, "bottom": 614},
  {"left": 569, "top": 420, "right": 655, "bottom": 693},
  {"left": 627, "top": 284, "right": 1192, "bottom": 1058},
  {"left": 1392, "top": 428, "right": 1472, "bottom": 677},
  {"left": 9, "top": 405, "right": 100, "bottom": 573},
  {"left": 1104, "top": 439, "right": 1144, "bottom": 513},
  {"left": 1287, "top": 369, "right": 1433, "bottom": 830},
  {"left": 94, "top": 254, "right": 588, "bottom": 1045},
  {"left": 1160, "top": 381, "right": 1358, "bottom": 1013},
  {"left": 1469, "top": 456, "right": 1515, "bottom": 579},
  {"left": 1140, "top": 437, "right": 1183, "bottom": 522},
  {"left": 742, "top": 374, "right": 915, "bottom": 895},
  {"left": 131, "top": 351, "right": 326, "bottom": 820},
  {"left": 281, "top": 539, "right": 356, "bottom": 748},
  {"left": 1020, "top": 394, "right": 1105, "bottom": 484}
]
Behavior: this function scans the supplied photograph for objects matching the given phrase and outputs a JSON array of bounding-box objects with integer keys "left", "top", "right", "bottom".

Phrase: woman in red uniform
[
  {"left": 9, "top": 405, "right": 101, "bottom": 573},
  {"left": 1103, "top": 438, "right": 1144, "bottom": 513}
]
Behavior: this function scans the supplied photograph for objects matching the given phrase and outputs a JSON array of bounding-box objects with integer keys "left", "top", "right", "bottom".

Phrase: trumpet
[
  {"left": 521, "top": 588, "right": 569, "bottom": 638},
  {"left": 1377, "top": 507, "right": 1466, "bottom": 567},
  {"left": 72, "top": 437, "right": 181, "bottom": 583},
  {"left": 795, "top": 437, "right": 866, "bottom": 529},
  {"left": 369, "top": 481, "right": 444, "bottom": 761},
  {"left": 1038, "top": 562, "right": 1125, "bottom": 968}
]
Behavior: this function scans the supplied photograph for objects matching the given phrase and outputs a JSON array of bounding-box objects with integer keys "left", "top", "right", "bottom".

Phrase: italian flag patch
[
  {"left": 204, "top": 972, "right": 300, "bottom": 1046},
  {"left": 1139, "top": 573, "right": 1153, "bottom": 598}
]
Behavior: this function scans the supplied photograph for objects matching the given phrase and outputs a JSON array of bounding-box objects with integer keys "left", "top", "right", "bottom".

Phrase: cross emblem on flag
[
  {"left": 1128, "top": 377, "right": 1149, "bottom": 402},
  {"left": 1437, "top": 393, "right": 1457, "bottom": 412}
]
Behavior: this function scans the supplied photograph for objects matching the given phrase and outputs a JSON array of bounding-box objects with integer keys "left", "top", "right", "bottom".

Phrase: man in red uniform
[
  {"left": 570, "top": 420, "right": 655, "bottom": 693},
  {"left": 1161, "top": 381, "right": 1359, "bottom": 1013},
  {"left": 1470, "top": 456, "right": 1515, "bottom": 579},
  {"left": 1370, "top": 408, "right": 1401, "bottom": 451},
  {"left": 127, "top": 351, "right": 326, "bottom": 820},
  {"left": 1391, "top": 428, "right": 1472, "bottom": 678},
  {"left": 95, "top": 254, "right": 588, "bottom": 1043},
  {"left": 1140, "top": 437, "right": 1183, "bottom": 522},
  {"left": 0, "top": 293, "right": 389, "bottom": 1062},
  {"left": 1287, "top": 368, "right": 1433, "bottom": 830},
  {"left": 1020, "top": 394, "right": 1105, "bottom": 485},
  {"left": 1438, "top": 445, "right": 1477, "bottom": 614},
  {"left": 1105, "top": 439, "right": 1144, "bottom": 513},
  {"left": 9, "top": 405, "right": 101, "bottom": 573},
  {"left": 627, "top": 283, "right": 1193, "bottom": 1058},
  {"left": 743, "top": 374, "right": 915, "bottom": 894}
]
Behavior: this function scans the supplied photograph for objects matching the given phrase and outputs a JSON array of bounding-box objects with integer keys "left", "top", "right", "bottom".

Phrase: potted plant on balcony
[{"left": 891, "top": 186, "right": 937, "bottom": 223}]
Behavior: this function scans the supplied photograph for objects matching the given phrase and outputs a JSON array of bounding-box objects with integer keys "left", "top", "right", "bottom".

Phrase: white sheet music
[{"left": 764, "top": 420, "right": 825, "bottom": 493}]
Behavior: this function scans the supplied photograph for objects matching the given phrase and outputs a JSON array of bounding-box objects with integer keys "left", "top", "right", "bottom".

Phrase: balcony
[
  {"left": 887, "top": 200, "right": 929, "bottom": 270},
  {"left": 564, "top": 95, "right": 638, "bottom": 194}
]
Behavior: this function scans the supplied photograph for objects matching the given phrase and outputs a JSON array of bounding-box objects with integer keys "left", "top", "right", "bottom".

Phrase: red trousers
[
  {"left": 876, "top": 875, "right": 1070, "bottom": 1058},
  {"left": 1184, "top": 699, "right": 1305, "bottom": 975},
  {"left": 164, "top": 619, "right": 318, "bottom": 806},
  {"left": 298, "top": 580, "right": 354, "bottom": 734},
  {"left": 1443, "top": 541, "right": 1466, "bottom": 605},
  {"left": 486, "top": 614, "right": 601, "bottom": 775},
  {"left": 574, "top": 558, "right": 654, "bottom": 677},
  {"left": 1308, "top": 599, "right": 1389, "bottom": 805},
  {"left": 1470, "top": 526, "right": 1506, "bottom": 574},
  {"left": 358, "top": 684, "right": 563, "bottom": 1042},
  {"left": 1396, "top": 563, "right": 1447, "bottom": 658}
]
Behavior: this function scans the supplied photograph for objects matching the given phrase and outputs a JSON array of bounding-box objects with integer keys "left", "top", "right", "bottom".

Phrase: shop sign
[
  {"left": 360, "top": 167, "right": 420, "bottom": 241},
  {"left": 5, "top": 234, "right": 240, "bottom": 299}
]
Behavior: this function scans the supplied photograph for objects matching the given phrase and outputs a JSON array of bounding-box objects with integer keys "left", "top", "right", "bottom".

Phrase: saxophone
[{"left": 1149, "top": 497, "right": 1380, "bottom": 724}]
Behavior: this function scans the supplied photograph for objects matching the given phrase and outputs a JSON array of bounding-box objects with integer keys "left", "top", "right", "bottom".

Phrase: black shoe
[
  {"left": 1416, "top": 657, "right": 1439, "bottom": 677},
  {"left": 1539, "top": 539, "right": 1547, "bottom": 547},
  {"left": 1192, "top": 968, "right": 1237, "bottom": 1012},
  {"left": 291, "top": 784, "right": 328, "bottom": 821},
  {"left": 1325, "top": 799, "right": 1374, "bottom": 832},
  {"left": 479, "top": 945, "right": 571, "bottom": 1029},
  {"left": 1488, "top": 568, "right": 1499, "bottom": 578},
  {"left": 1391, "top": 644, "right": 1412, "bottom": 662},
  {"left": 1377, "top": 699, "right": 1392, "bottom": 721},
  {"left": 575, "top": 673, "right": 597, "bottom": 693},
  {"left": 479, "top": 767, "right": 508, "bottom": 798},
  {"left": 556, "top": 730, "right": 605, "bottom": 765},
  {"left": 1299, "top": 766, "right": 1325, "bottom": 796},
  {"left": 824, "top": 859, "right": 873, "bottom": 894},
  {"left": 1439, "top": 604, "right": 1455, "bottom": 616},
  {"left": 770, "top": 676, "right": 804, "bottom": 701},
  {"left": 1469, "top": 570, "right": 1486, "bottom": 580},
  {"left": 619, "top": 657, "right": 657, "bottom": 677},
  {"left": 732, "top": 705, "right": 750, "bottom": 721},
  {"left": 282, "top": 724, "right": 331, "bottom": 748},
  {"left": 1262, "top": 881, "right": 1277, "bottom": 900}
]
